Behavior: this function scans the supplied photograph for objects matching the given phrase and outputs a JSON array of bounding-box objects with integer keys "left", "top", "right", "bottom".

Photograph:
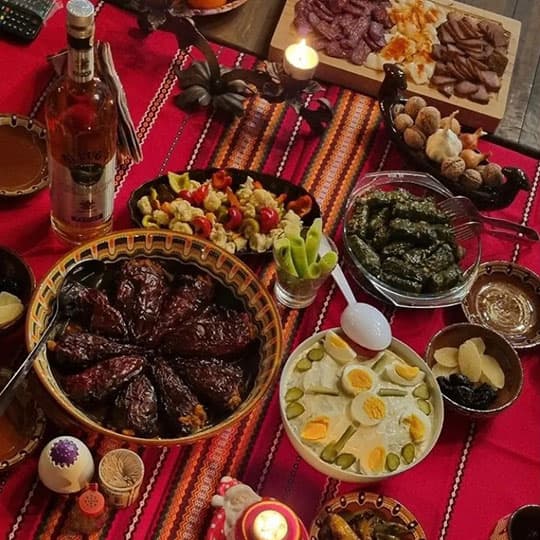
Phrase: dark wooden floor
[{"left": 197, "top": 0, "right": 540, "bottom": 154}]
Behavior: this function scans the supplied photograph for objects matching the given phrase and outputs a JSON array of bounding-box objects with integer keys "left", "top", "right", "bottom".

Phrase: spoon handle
[
  {"left": 319, "top": 236, "right": 357, "bottom": 306},
  {"left": 0, "top": 309, "right": 57, "bottom": 417}
]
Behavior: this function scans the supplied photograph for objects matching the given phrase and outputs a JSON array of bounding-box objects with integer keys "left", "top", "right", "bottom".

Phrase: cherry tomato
[
  {"left": 211, "top": 170, "right": 233, "bottom": 190},
  {"left": 191, "top": 184, "right": 209, "bottom": 207},
  {"left": 259, "top": 207, "right": 280, "bottom": 233},
  {"left": 224, "top": 207, "right": 243, "bottom": 230},
  {"left": 192, "top": 216, "right": 212, "bottom": 238},
  {"left": 177, "top": 190, "right": 193, "bottom": 203}
]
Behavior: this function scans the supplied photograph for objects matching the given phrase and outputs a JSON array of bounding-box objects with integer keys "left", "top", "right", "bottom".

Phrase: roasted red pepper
[
  {"left": 224, "top": 207, "right": 243, "bottom": 231},
  {"left": 287, "top": 195, "right": 313, "bottom": 217},
  {"left": 211, "top": 170, "right": 233, "bottom": 190},
  {"left": 177, "top": 189, "right": 193, "bottom": 204},
  {"left": 191, "top": 184, "right": 209, "bottom": 207},
  {"left": 259, "top": 207, "right": 280, "bottom": 233},
  {"left": 192, "top": 216, "right": 213, "bottom": 238}
]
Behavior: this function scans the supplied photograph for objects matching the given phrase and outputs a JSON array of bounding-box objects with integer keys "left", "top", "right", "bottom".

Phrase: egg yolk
[
  {"left": 363, "top": 396, "right": 386, "bottom": 420},
  {"left": 395, "top": 363, "right": 420, "bottom": 380},
  {"left": 404, "top": 414, "right": 425, "bottom": 443},
  {"left": 329, "top": 334, "right": 348, "bottom": 350},
  {"left": 347, "top": 370, "right": 373, "bottom": 391},
  {"left": 367, "top": 446, "right": 386, "bottom": 472},
  {"left": 301, "top": 416, "right": 329, "bottom": 441}
]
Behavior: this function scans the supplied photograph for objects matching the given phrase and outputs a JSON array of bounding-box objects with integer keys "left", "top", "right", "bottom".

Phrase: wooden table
[{"left": 196, "top": 0, "right": 540, "bottom": 155}]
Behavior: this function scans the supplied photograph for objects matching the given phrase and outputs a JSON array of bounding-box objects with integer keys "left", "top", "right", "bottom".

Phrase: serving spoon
[
  {"left": 319, "top": 236, "right": 392, "bottom": 351},
  {"left": 0, "top": 259, "right": 106, "bottom": 417}
]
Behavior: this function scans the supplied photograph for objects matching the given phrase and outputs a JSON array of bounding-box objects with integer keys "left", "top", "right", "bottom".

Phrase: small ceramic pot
[{"left": 491, "top": 504, "right": 540, "bottom": 539}]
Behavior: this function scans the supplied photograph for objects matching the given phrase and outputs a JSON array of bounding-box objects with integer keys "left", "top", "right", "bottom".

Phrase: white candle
[{"left": 283, "top": 39, "right": 319, "bottom": 81}]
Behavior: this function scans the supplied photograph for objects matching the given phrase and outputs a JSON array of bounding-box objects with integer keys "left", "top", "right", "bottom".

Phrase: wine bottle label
[
  {"left": 50, "top": 155, "right": 115, "bottom": 225},
  {"left": 67, "top": 47, "right": 94, "bottom": 84}
]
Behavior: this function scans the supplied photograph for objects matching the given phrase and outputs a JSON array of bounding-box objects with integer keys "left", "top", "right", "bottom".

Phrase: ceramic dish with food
[
  {"left": 343, "top": 171, "right": 481, "bottom": 308},
  {"left": 0, "top": 368, "right": 46, "bottom": 470},
  {"left": 280, "top": 328, "right": 443, "bottom": 483},
  {"left": 379, "top": 64, "right": 529, "bottom": 211},
  {"left": 462, "top": 261, "right": 540, "bottom": 349},
  {"left": 310, "top": 491, "right": 426, "bottom": 540},
  {"left": 0, "top": 246, "right": 35, "bottom": 334},
  {"left": 128, "top": 168, "right": 320, "bottom": 255},
  {"left": 0, "top": 114, "right": 48, "bottom": 198},
  {"left": 425, "top": 323, "right": 523, "bottom": 419},
  {"left": 27, "top": 230, "right": 282, "bottom": 446}
]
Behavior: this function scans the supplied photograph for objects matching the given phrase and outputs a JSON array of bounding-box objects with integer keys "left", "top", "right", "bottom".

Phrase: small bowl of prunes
[{"left": 425, "top": 323, "right": 523, "bottom": 418}]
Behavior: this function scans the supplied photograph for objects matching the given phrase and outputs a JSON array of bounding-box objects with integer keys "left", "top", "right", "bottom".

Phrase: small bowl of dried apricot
[{"left": 425, "top": 323, "right": 523, "bottom": 418}]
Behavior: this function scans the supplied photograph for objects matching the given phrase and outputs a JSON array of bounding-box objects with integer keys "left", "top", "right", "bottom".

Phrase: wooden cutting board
[{"left": 268, "top": 0, "right": 521, "bottom": 131}]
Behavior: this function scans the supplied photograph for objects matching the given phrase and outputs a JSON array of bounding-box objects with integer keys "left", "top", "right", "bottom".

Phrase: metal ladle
[{"left": 0, "top": 259, "right": 106, "bottom": 417}]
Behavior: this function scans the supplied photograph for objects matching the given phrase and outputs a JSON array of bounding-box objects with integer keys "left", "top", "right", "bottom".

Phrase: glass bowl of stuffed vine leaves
[
  {"left": 26, "top": 230, "right": 283, "bottom": 446},
  {"left": 343, "top": 172, "right": 481, "bottom": 308}
]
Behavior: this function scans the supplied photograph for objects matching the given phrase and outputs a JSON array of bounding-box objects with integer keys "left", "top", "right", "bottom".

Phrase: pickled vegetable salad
[
  {"left": 137, "top": 170, "right": 313, "bottom": 254},
  {"left": 284, "top": 330, "right": 435, "bottom": 476}
]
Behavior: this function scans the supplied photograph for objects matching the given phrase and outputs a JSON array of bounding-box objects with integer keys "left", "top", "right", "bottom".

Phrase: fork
[{"left": 438, "top": 196, "right": 540, "bottom": 243}]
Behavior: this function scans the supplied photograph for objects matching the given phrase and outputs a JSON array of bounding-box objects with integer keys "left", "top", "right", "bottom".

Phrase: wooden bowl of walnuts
[{"left": 379, "top": 64, "right": 530, "bottom": 211}]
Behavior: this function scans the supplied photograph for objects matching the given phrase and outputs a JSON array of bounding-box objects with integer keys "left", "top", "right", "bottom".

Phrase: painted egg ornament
[{"left": 38, "top": 436, "right": 95, "bottom": 494}]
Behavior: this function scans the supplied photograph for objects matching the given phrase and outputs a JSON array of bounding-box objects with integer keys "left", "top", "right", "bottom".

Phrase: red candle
[{"left": 235, "top": 500, "right": 309, "bottom": 540}]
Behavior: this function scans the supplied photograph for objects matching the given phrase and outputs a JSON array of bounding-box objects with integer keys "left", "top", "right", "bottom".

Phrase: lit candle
[
  {"left": 235, "top": 500, "right": 309, "bottom": 540},
  {"left": 283, "top": 39, "right": 319, "bottom": 81}
]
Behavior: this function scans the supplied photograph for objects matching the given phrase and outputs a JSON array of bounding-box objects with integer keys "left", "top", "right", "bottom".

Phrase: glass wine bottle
[{"left": 45, "top": 0, "right": 117, "bottom": 244}]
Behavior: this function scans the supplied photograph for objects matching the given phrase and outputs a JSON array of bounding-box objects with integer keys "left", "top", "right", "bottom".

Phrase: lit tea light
[
  {"left": 235, "top": 500, "right": 309, "bottom": 540},
  {"left": 283, "top": 39, "right": 319, "bottom": 81},
  {"left": 253, "top": 510, "right": 288, "bottom": 540}
]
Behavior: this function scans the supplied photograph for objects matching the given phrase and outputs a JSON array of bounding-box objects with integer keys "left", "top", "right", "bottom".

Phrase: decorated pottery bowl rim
[
  {"left": 462, "top": 260, "right": 540, "bottom": 349},
  {"left": 0, "top": 114, "right": 48, "bottom": 198},
  {"left": 26, "top": 229, "right": 283, "bottom": 446},
  {"left": 309, "top": 490, "right": 427, "bottom": 540},
  {"left": 0, "top": 368, "right": 47, "bottom": 470}
]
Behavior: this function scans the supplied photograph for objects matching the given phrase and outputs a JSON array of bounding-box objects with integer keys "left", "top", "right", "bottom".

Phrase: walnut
[
  {"left": 460, "top": 169, "right": 483, "bottom": 191},
  {"left": 415, "top": 106, "right": 441, "bottom": 136},
  {"left": 395, "top": 113, "right": 414, "bottom": 133},
  {"left": 441, "top": 156, "right": 466, "bottom": 181},
  {"left": 403, "top": 127, "right": 426, "bottom": 150},
  {"left": 404, "top": 96, "right": 427, "bottom": 120},
  {"left": 481, "top": 163, "right": 504, "bottom": 187}
]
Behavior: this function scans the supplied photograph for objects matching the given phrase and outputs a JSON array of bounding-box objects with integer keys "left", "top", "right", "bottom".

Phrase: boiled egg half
[
  {"left": 324, "top": 331, "right": 356, "bottom": 364},
  {"left": 401, "top": 410, "right": 430, "bottom": 444},
  {"left": 350, "top": 391, "right": 386, "bottom": 426},
  {"left": 386, "top": 361, "right": 425, "bottom": 386},
  {"left": 341, "top": 365, "right": 377, "bottom": 396},
  {"left": 358, "top": 437, "right": 387, "bottom": 474}
]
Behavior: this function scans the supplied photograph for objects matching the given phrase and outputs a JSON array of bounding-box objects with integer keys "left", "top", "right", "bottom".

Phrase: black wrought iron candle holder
[{"left": 136, "top": 6, "right": 333, "bottom": 133}]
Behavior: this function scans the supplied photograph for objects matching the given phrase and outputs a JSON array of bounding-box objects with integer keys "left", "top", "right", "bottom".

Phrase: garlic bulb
[
  {"left": 426, "top": 128, "right": 463, "bottom": 163},
  {"left": 441, "top": 111, "right": 461, "bottom": 135}
]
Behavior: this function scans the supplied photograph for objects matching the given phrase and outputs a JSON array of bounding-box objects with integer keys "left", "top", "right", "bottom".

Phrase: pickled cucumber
[
  {"left": 295, "top": 357, "right": 312, "bottom": 372},
  {"left": 412, "top": 383, "right": 430, "bottom": 399},
  {"left": 307, "top": 346, "right": 324, "bottom": 362},
  {"left": 401, "top": 443, "right": 415, "bottom": 464},
  {"left": 285, "top": 402, "right": 305, "bottom": 420},
  {"left": 335, "top": 453, "right": 356, "bottom": 470},
  {"left": 378, "top": 388, "right": 407, "bottom": 397},
  {"left": 385, "top": 453, "right": 400, "bottom": 472},
  {"left": 285, "top": 387, "right": 304, "bottom": 402},
  {"left": 417, "top": 399, "right": 432, "bottom": 416}
]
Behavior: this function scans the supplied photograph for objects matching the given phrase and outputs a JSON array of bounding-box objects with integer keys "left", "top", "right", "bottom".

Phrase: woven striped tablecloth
[{"left": 0, "top": 2, "right": 539, "bottom": 539}]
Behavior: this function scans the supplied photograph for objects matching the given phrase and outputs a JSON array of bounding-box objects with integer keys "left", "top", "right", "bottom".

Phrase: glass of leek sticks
[{"left": 273, "top": 218, "right": 338, "bottom": 309}]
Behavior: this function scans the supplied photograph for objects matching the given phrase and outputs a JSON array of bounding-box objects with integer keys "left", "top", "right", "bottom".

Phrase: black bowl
[
  {"left": 378, "top": 63, "right": 530, "bottom": 211},
  {"left": 0, "top": 246, "right": 35, "bottom": 334},
  {"left": 128, "top": 168, "right": 321, "bottom": 255}
]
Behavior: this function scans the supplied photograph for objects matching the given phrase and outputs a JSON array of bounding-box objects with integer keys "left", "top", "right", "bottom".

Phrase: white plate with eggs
[{"left": 279, "top": 328, "right": 444, "bottom": 483}]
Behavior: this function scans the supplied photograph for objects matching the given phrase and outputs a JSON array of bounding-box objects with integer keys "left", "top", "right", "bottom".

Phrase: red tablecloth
[{"left": 1, "top": 2, "right": 539, "bottom": 539}]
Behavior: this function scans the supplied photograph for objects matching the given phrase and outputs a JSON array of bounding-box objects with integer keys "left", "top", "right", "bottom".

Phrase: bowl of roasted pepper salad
[
  {"left": 26, "top": 230, "right": 283, "bottom": 446},
  {"left": 343, "top": 171, "right": 481, "bottom": 308},
  {"left": 128, "top": 168, "right": 320, "bottom": 255}
]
